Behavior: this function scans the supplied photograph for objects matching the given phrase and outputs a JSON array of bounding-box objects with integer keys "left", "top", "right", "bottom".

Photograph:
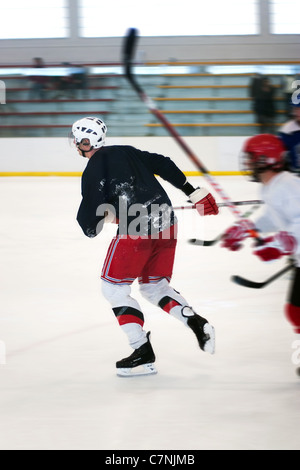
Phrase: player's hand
[
  {"left": 104, "top": 209, "right": 118, "bottom": 224},
  {"left": 189, "top": 188, "right": 219, "bottom": 216},
  {"left": 253, "top": 231, "right": 296, "bottom": 262},
  {"left": 221, "top": 219, "right": 254, "bottom": 251}
]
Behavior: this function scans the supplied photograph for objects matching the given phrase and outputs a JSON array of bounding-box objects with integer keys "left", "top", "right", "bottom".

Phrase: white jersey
[{"left": 254, "top": 171, "right": 300, "bottom": 266}]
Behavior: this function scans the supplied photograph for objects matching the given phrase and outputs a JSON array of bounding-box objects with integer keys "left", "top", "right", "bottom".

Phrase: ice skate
[
  {"left": 184, "top": 310, "right": 215, "bottom": 354},
  {"left": 116, "top": 331, "right": 157, "bottom": 377}
]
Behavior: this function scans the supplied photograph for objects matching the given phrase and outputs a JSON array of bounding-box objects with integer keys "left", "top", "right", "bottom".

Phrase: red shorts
[{"left": 101, "top": 225, "right": 177, "bottom": 285}]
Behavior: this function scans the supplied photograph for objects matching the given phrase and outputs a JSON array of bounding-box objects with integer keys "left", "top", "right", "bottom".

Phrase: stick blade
[
  {"left": 231, "top": 263, "right": 294, "bottom": 289},
  {"left": 231, "top": 275, "right": 264, "bottom": 289},
  {"left": 188, "top": 238, "right": 203, "bottom": 246},
  {"left": 123, "top": 27, "right": 139, "bottom": 64},
  {"left": 188, "top": 238, "right": 217, "bottom": 246}
]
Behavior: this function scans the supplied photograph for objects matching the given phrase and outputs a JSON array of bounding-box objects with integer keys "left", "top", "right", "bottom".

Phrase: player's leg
[
  {"left": 101, "top": 280, "right": 147, "bottom": 348},
  {"left": 285, "top": 267, "right": 300, "bottom": 376},
  {"left": 101, "top": 280, "right": 156, "bottom": 376},
  {"left": 140, "top": 278, "right": 215, "bottom": 354},
  {"left": 139, "top": 225, "right": 215, "bottom": 354},
  {"left": 101, "top": 236, "right": 157, "bottom": 376},
  {"left": 285, "top": 267, "right": 300, "bottom": 334}
]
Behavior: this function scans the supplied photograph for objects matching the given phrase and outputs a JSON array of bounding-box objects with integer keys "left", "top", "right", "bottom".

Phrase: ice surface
[{"left": 0, "top": 176, "right": 299, "bottom": 450}]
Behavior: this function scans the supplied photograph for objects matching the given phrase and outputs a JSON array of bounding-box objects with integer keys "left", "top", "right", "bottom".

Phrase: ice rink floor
[{"left": 0, "top": 175, "right": 299, "bottom": 450}]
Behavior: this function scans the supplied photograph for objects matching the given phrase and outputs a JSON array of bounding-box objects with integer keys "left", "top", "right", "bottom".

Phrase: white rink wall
[{"left": 0, "top": 136, "right": 247, "bottom": 175}]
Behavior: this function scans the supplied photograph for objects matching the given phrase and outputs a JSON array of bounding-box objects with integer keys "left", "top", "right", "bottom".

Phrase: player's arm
[
  {"left": 77, "top": 172, "right": 108, "bottom": 238},
  {"left": 256, "top": 179, "right": 300, "bottom": 256},
  {"left": 140, "top": 150, "right": 219, "bottom": 216},
  {"left": 253, "top": 195, "right": 300, "bottom": 261}
]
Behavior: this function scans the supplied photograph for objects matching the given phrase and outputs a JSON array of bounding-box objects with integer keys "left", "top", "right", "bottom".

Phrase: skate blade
[
  {"left": 116, "top": 363, "right": 157, "bottom": 377},
  {"left": 203, "top": 324, "right": 215, "bottom": 355}
]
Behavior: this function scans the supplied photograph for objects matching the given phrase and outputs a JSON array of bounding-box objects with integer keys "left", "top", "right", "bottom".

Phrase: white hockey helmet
[{"left": 72, "top": 117, "right": 107, "bottom": 149}]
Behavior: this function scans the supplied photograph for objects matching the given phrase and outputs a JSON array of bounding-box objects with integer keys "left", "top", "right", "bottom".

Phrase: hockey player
[
  {"left": 71, "top": 117, "right": 218, "bottom": 377},
  {"left": 278, "top": 101, "right": 300, "bottom": 174},
  {"left": 221, "top": 134, "right": 300, "bottom": 373}
]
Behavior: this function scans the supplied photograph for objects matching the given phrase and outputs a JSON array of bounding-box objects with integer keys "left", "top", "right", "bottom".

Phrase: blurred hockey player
[
  {"left": 221, "top": 134, "right": 300, "bottom": 372},
  {"left": 71, "top": 117, "right": 218, "bottom": 377},
  {"left": 278, "top": 101, "right": 300, "bottom": 174}
]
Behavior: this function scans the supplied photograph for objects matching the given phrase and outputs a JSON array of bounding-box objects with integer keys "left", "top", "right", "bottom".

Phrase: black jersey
[{"left": 77, "top": 145, "right": 189, "bottom": 237}]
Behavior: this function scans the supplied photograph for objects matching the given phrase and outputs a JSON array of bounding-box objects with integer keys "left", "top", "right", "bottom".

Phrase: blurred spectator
[
  {"left": 52, "top": 62, "right": 88, "bottom": 99},
  {"left": 252, "top": 76, "right": 276, "bottom": 134},
  {"left": 28, "top": 57, "right": 49, "bottom": 100},
  {"left": 278, "top": 101, "right": 300, "bottom": 174},
  {"left": 50, "top": 62, "right": 73, "bottom": 98},
  {"left": 281, "top": 74, "right": 297, "bottom": 118},
  {"left": 70, "top": 64, "right": 88, "bottom": 98},
  {"left": 249, "top": 72, "right": 263, "bottom": 110}
]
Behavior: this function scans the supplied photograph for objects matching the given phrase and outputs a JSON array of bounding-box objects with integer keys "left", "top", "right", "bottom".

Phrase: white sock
[{"left": 121, "top": 323, "right": 147, "bottom": 349}]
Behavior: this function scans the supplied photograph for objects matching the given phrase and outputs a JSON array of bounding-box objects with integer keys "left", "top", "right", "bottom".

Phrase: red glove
[
  {"left": 221, "top": 219, "right": 255, "bottom": 251},
  {"left": 189, "top": 188, "right": 219, "bottom": 216},
  {"left": 253, "top": 231, "right": 297, "bottom": 262}
]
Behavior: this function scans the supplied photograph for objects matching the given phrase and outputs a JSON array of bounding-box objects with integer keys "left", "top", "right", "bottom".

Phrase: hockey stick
[
  {"left": 122, "top": 28, "right": 261, "bottom": 242},
  {"left": 231, "top": 262, "right": 294, "bottom": 289},
  {"left": 189, "top": 203, "right": 261, "bottom": 246},
  {"left": 173, "top": 199, "right": 263, "bottom": 211}
]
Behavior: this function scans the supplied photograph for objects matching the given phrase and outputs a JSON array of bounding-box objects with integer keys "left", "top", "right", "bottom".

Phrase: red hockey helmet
[{"left": 241, "top": 134, "right": 286, "bottom": 181}]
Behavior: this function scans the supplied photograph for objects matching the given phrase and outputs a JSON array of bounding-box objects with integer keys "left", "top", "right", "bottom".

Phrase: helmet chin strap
[{"left": 77, "top": 143, "right": 94, "bottom": 158}]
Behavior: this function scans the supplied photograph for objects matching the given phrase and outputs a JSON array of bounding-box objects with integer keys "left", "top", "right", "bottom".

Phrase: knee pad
[
  {"left": 101, "top": 281, "right": 140, "bottom": 310},
  {"left": 139, "top": 278, "right": 187, "bottom": 307},
  {"left": 285, "top": 303, "right": 300, "bottom": 334}
]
